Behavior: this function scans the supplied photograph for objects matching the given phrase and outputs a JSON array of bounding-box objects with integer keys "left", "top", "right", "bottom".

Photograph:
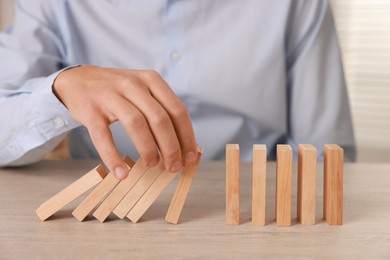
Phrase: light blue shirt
[{"left": 0, "top": 0, "right": 356, "bottom": 166}]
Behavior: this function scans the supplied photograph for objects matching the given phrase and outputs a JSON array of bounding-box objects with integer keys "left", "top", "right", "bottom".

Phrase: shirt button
[
  {"left": 170, "top": 51, "right": 181, "bottom": 61},
  {"left": 54, "top": 117, "right": 65, "bottom": 128}
]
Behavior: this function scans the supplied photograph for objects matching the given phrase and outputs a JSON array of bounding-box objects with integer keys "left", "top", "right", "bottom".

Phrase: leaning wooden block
[
  {"left": 72, "top": 156, "right": 135, "bottom": 222},
  {"left": 113, "top": 157, "right": 165, "bottom": 219},
  {"left": 165, "top": 146, "right": 204, "bottom": 224},
  {"left": 93, "top": 159, "right": 149, "bottom": 222},
  {"left": 126, "top": 168, "right": 181, "bottom": 223},
  {"left": 275, "top": 144, "right": 292, "bottom": 226},
  {"left": 297, "top": 144, "right": 317, "bottom": 225},
  {"left": 36, "top": 165, "right": 108, "bottom": 221},
  {"left": 324, "top": 144, "right": 344, "bottom": 225},
  {"left": 252, "top": 144, "right": 267, "bottom": 226},
  {"left": 226, "top": 144, "right": 240, "bottom": 225}
]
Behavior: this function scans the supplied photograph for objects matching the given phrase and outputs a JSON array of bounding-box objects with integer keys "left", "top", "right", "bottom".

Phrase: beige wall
[
  {"left": 1, "top": 0, "right": 389, "bottom": 162},
  {"left": 331, "top": 0, "right": 390, "bottom": 162}
]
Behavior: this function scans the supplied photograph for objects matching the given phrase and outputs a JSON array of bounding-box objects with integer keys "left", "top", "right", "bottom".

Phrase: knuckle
[
  {"left": 149, "top": 110, "right": 170, "bottom": 127},
  {"left": 170, "top": 102, "right": 189, "bottom": 120},
  {"left": 143, "top": 70, "right": 161, "bottom": 82},
  {"left": 119, "top": 76, "right": 137, "bottom": 90},
  {"left": 122, "top": 112, "right": 146, "bottom": 129}
]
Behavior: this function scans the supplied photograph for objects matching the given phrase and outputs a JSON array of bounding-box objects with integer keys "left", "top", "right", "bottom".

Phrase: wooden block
[
  {"left": 113, "top": 157, "right": 165, "bottom": 219},
  {"left": 252, "top": 144, "right": 267, "bottom": 226},
  {"left": 36, "top": 165, "right": 108, "bottom": 221},
  {"left": 72, "top": 156, "right": 135, "bottom": 222},
  {"left": 126, "top": 168, "right": 181, "bottom": 223},
  {"left": 226, "top": 144, "right": 240, "bottom": 225},
  {"left": 92, "top": 159, "right": 149, "bottom": 222},
  {"left": 297, "top": 144, "right": 317, "bottom": 225},
  {"left": 275, "top": 144, "right": 292, "bottom": 226},
  {"left": 165, "top": 146, "right": 204, "bottom": 224},
  {"left": 324, "top": 144, "right": 344, "bottom": 225}
]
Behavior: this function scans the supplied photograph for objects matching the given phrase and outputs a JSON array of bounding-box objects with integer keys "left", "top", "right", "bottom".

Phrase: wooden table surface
[{"left": 1, "top": 160, "right": 390, "bottom": 259}]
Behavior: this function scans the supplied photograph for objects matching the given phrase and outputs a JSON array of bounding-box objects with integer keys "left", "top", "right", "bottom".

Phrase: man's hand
[{"left": 53, "top": 65, "right": 198, "bottom": 179}]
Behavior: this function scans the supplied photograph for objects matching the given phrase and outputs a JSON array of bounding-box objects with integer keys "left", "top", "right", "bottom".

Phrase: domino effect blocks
[
  {"left": 226, "top": 144, "right": 343, "bottom": 226},
  {"left": 36, "top": 143, "right": 343, "bottom": 226},
  {"left": 36, "top": 146, "right": 204, "bottom": 224}
]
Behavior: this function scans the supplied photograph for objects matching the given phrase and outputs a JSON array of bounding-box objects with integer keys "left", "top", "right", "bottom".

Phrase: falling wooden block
[
  {"left": 165, "top": 146, "right": 204, "bottom": 224},
  {"left": 226, "top": 144, "right": 240, "bottom": 225},
  {"left": 113, "top": 157, "right": 165, "bottom": 219},
  {"left": 36, "top": 165, "right": 108, "bottom": 221},
  {"left": 72, "top": 156, "right": 135, "bottom": 222},
  {"left": 93, "top": 159, "right": 149, "bottom": 222},
  {"left": 275, "top": 144, "right": 292, "bottom": 226},
  {"left": 324, "top": 144, "right": 344, "bottom": 225},
  {"left": 297, "top": 144, "right": 317, "bottom": 225},
  {"left": 252, "top": 144, "right": 267, "bottom": 226},
  {"left": 126, "top": 168, "right": 181, "bottom": 223}
]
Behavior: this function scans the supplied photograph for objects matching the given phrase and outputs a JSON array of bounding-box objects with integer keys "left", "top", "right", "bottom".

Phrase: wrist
[{"left": 52, "top": 65, "right": 84, "bottom": 105}]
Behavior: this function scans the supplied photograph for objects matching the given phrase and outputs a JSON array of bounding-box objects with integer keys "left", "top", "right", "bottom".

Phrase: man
[{"left": 0, "top": 0, "right": 356, "bottom": 179}]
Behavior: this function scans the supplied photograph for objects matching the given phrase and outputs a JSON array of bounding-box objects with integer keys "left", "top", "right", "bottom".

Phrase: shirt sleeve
[
  {"left": 285, "top": 0, "right": 356, "bottom": 161},
  {"left": 0, "top": 0, "right": 80, "bottom": 166}
]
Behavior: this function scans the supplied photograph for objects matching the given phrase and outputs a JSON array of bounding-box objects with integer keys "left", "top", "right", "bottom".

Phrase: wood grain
[
  {"left": 93, "top": 159, "right": 149, "bottom": 222},
  {"left": 226, "top": 144, "right": 240, "bottom": 225},
  {"left": 2, "top": 160, "right": 390, "bottom": 259},
  {"left": 165, "top": 146, "right": 204, "bottom": 224},
  {"left": 297, "top": 144, "right": 317, "bottom": 225},
  {"left": 113, "top": 157, "right": 165, "bottom": 219},
  {"left": 36, "top": 165, "right": 107, "bottom": 221},
  {"left": 252, "top": 144, "right": 267, "bottom": 226},
  {"left": 126, "top": 168, "right": 180, "bottom": 223},
  {"left": 275, "top": 145, "right": 292, "bottom": 226},
  {"left": 324, "top": 144, "right": 344, "bottom": 225},
  {"left": 72, "top": 156, "right": 135, "bottom": 221}
]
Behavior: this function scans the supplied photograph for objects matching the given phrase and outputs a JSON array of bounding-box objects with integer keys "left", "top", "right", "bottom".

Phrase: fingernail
[
  {"left": 184, "top": 151, "right": 196, "bottom": 163},
  {"left": 170, "top": 160, "right": 183, "bottom": 173},
  {"left": 114, "top": 166, "right": 128, "bottom": 179},
  {"left": 148, "top": 157, "right": 160, "bottom": 167}
]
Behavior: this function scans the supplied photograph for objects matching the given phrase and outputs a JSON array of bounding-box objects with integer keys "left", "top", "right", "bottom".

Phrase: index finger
[{"left": 87, "top": 122, "right": 129, "bottom": 180}]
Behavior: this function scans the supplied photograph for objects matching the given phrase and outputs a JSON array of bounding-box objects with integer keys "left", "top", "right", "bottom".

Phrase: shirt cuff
[
  {"left": 0, "top": 66, "right": 83, "bottom": 166},
  {"left": 30, "top": 66, "right": 82, "bottom": 140}
]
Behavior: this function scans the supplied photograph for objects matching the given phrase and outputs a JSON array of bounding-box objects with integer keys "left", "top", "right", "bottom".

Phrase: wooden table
[{"left": 1, "top": 160, "right": 390, "bottom": 259}]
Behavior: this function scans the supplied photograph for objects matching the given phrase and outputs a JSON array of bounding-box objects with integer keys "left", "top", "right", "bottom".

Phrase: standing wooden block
[
  {"left": 275, "top": 144, "right": 292, "bottom": 226},
  {"left": 297, "top": 144, "right": 317, "bottom": 225},
  {"left": 252, "top": 144, "right": 267, "bottom": 226},
  {"left": 165, "top": 146, "right": 204, "bottom": 224},
  {"left": 324, "top": 144, "right": 344, "bottom": 225},
  {"left": 93, "top": 159, "right": 149, "bottom": 222},
  {"left": 126, "top": 168, "right": 181, "bottom": 223},
  {"left": 113, "top": 157, "right": 165, "bottom": 219},
  {"left": 226, "top": 144, "right": 240, "bottom": 225},
  {"left": 36, "top": 165, "right": 108, "bottom": 221},
  {"left": 72, "top": 156, "right": 135, "bottom": 222}
]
